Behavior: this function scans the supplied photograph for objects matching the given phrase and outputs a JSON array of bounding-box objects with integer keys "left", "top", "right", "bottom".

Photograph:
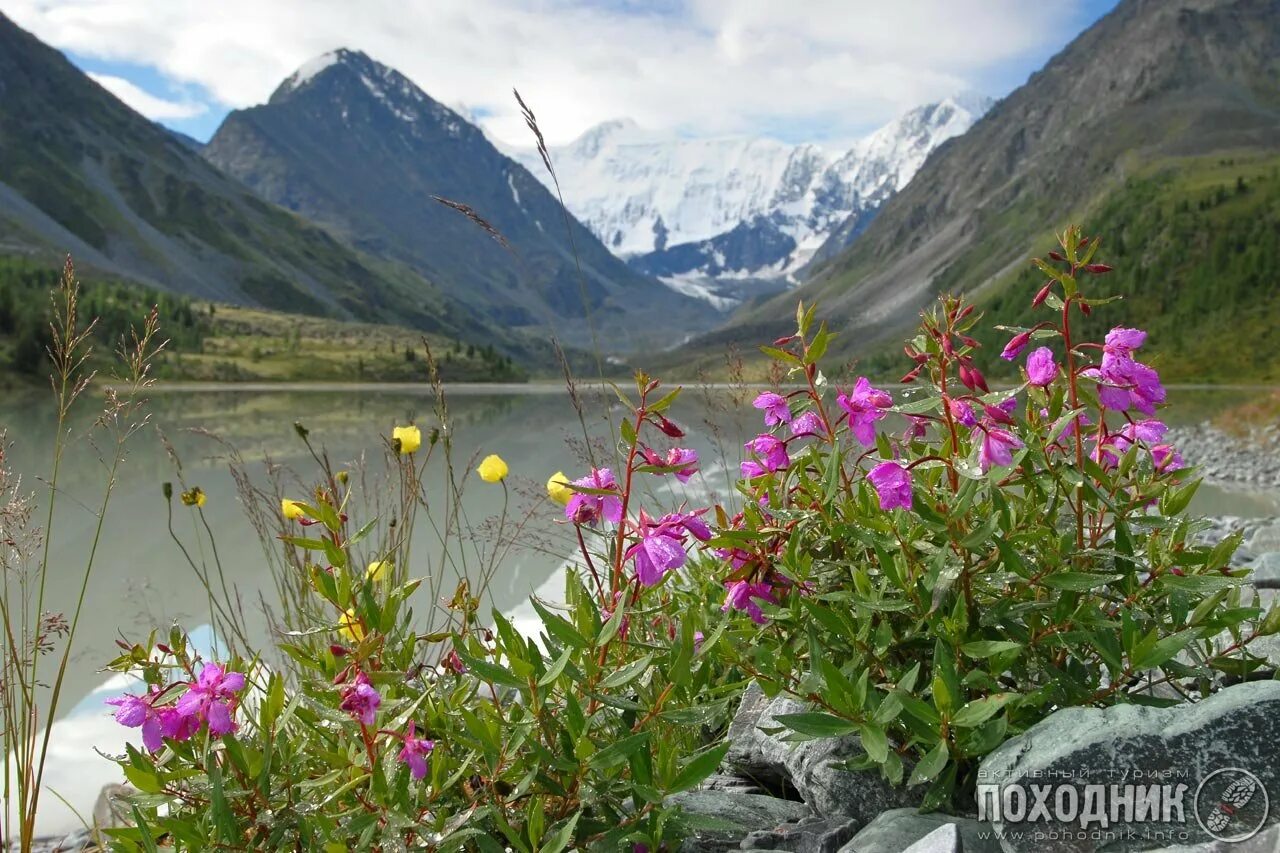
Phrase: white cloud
[
  {"left": 86, "top": 72, "right": 207, "bottom": 120},
  {"left": 8, "top": 0, "right": 1094, "bottom": 144}
]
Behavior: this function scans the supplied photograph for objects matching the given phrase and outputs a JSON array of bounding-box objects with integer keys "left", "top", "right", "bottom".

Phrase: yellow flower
[
  {"left": 477, "top": 454, "right": 509, "bottom": 483},
  {"left": 180, "top": 486, "right": 207, "bottom": 508},
  {"left": 366, "top": 560, "right": 391, "bottom": 583},
  {"left": 393, "top": 424, "right": 422, "bottom": 455},
  {"left": 546, "top": 471, "right": 572, "bottom": 506},
  {"left": 282, "top": 498, "right": 306, "bottom": 520},
  {"left": 338, "top": 608, "right": 365, "bottom": 643}
]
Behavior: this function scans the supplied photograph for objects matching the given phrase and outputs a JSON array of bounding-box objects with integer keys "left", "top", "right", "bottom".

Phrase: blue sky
[{"left": 10, "top": 0, "right": 1121, "bottom": 148}]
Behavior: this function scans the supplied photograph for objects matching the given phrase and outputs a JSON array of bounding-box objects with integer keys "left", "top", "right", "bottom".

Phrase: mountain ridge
[
  {"left": 203, "top": 49, "right": 716, "bottom": 353},
  {"left": 675, "top": 0, "right": 1280, "bottom": 366},
  {"left": 511, "top": 95, "right": 992, "bottom": 284}
]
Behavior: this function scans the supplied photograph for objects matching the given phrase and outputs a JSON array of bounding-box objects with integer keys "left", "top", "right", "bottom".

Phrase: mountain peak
[{"left": 271, "top": 48, "right": 407, "bottom": 104}]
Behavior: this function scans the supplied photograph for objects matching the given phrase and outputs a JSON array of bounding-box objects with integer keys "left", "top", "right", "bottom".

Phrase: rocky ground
[{"left": 1169, "top": 423, "right": 1280, "bottom": 491}]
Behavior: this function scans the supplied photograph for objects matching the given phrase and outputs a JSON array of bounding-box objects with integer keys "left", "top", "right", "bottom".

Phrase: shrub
[
  {"left": 700, "top": 225, "right": 1279, "bottom": 809},
  {"left": 92, "top": 225, "right": 1279, "bottom": 848},
  {"left": 103, "top": 376, "right": 735, "bottom": 850}
]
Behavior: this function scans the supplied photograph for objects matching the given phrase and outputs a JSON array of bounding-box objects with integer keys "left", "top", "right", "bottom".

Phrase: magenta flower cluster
[{"left": 107, "top": 662, "right": 245, "bottom": 752}]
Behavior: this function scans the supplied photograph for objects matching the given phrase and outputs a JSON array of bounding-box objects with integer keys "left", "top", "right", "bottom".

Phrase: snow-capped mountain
[{"left": 514, "top": 95, "right": 993, "bottom": 284}]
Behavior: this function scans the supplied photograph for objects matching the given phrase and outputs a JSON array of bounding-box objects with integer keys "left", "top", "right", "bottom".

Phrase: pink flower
[
  {"left": 790, "top": 411, "right": 826, "bottom": 438},
  {"left": 1025, "top": 347, "right": 1058, "bottom": 387},
  {"left": 665, "top": 448, "right": 699, "bottom": 483},
  {"left": 902, "top": 416, "right": 928, "bottom": 442},
  {"left": 740, "top": 459, "right": 768, "bottom": 480},
  {"left": 106, "top": 689, "right": 165, "bottom": 752},
  {"left": 976, "top": 426, "right": 1024, "bottom": 472},
  {"left": 837, "top": 377, "right": 892, "bottom": 446},
  {"left": 627, "top": 519, "right": 688, "bottom": 587},
  {"left": 722, "top": 579, "right": 777, "bottom": 624},
  {"left": 753, "top": 392, "right": 792, "bottom": 426},
  {"left": 442, "top": 649, "right": 467, "bottom": 675},
  {"left": 174, "top": 663, "right": 245, "bottom": 738},
  {"left": 339, "top": 672, "right": 382, "bottom": 726},
  {"left": 1000, "top": 331, "right": 1032, "bottom": 361},
  {"left": 948, "top": 398, "right": 977, "bottom": 428},
  {"left": 745, "top": 434, "right": 789, "bottom": 472},
  {"left": 398, "top": 721, "right": 435, "bottom": 781},
  {"left": 1104, "top": 327, "right": 1147, "bottom": 357},
  {"left": 867, "top": 462, "right": 913, "bottom": 511},
  {"left": 1086, "top": 327, "right": 1166, "bottom": 415},
  {"left": 565, "top": 468, "right": 624, "bottom": 525}
]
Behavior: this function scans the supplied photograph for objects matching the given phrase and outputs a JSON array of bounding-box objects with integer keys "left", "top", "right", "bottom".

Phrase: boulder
[
  {"left": 978, "top": 681, "right": 1280, "bottom": 852},
  {"left": 723, "top": 682, "right": 922, "bottom": 822},
  {"left": 740, "top": 813, "right": 861, "bottom": 852},
  {"left": 837, "top": 809, "right": 1001, "bottom": 853},
  {"left": 668, "top": 790, "right": 812, "bottom": 853}
]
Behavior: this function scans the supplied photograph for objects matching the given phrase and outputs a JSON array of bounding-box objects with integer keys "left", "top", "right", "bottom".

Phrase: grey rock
[
  {"left": 1247, "top": 523, "right": 1280, "bottom": 557},
  {"left": 669, "top": 791, "right": 812, "bottom": 853},
  {"left": 723, "top": 683, "right": 922, "bottom": 822},
  {"left": 978, "top": 681, "right": 1280, "bottom": 852},
  {"left": 702, "top": 772, "right": 772, "bottom": 796},
  {"left": 1147, "top": 822, "right": 1280, "bottom": 852},
  {"left": 837, "top": 809, "right": 1001, "bottom": 853},
  {"left": 902, "top": 824, "right": 960, "bottom": 853},
  {"left": 740, "top": 814, "right": 861, "bottom": 852},
  {"left": 1249, "top": 552, "right": 1280, "bottom": 590}
]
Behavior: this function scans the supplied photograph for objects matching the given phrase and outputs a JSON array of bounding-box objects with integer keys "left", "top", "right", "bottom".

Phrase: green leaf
[
  {"left": 960, "top": 640, "right": 1022, "bottom": 659},
  {"left": 669, "top": 742, "right": 732, "bottom": 793},
  {"left": 950, "top": 693, "right": 1018, "bottom": 728},
  {"left": 857, "top": 723, "right": 889, "bottom": 763},
  {"left": 207, "top": 761, "right": 240, "bottom": 845},
  {"left": 537, "top": 647, "right": 573, "bottom": 687},
  {"left": 455, "top": 645, "right": 526, "bottom": 689},
  {"left": 1041, "top": 572, "right": 1124, "bottom": 592},
  {"left": 1132, "top": 628, "right": 1200, "bottom": 670},
  {"left": 587, "top": 731, "right": 651, "bottom": 772},
  {"left": 908, "top": 740, "right": 950, "bottom": 786},
  {"left": 599, "top": 653, "right": 654, "bottom": 689},
  {"left": 538, "top": 811, "right": 581, "bottom": 853},
  {"left": 530, "top": 598, "right": 589, "bottom": 649},
  {"left": 773, "top": 712, "right": 859, "bottom": 738}
]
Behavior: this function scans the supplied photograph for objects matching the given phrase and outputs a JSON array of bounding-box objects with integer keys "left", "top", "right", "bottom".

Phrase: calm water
[{"left": 1, "top": 382, "right": 1277, "bottom": 834}]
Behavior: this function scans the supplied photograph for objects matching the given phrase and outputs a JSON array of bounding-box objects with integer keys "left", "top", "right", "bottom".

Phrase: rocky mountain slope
[
  {"left": 680, "top": 0, "right": 1280, "bottom": 369},
  {"left": 0, "top": 13, "right": 490, "bottom": 343},
  {"left": 203, "top": 50, "right": 715, "bottom": 352},
  {"left": 512, "top": 96, "right": 991, "bottom": 283}
]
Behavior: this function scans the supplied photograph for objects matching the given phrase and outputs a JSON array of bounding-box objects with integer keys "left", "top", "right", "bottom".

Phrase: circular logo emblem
[{"left": 1194, "top": 768, "right": 1269, "bottom": 843}]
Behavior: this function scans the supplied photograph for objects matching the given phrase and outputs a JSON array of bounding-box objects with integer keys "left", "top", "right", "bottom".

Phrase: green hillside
[
  {"left": 960, "top": 153, "right": 1280, "bottom": 383},
  {"left": 0, "top": 257, "right": 527, "bottom": 387}
]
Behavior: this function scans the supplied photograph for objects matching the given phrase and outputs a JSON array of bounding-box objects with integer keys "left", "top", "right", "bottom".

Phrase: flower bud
[
  {"left": 773, "top": 335, "right": 796, "bottom": 346},
  {"left": 1048, "top": 251, "right": 1065, "bottom": 262},
  {"left": 1083, "top": 263, "right": 1113, "bottom": 274},
  {"left": 1000, "top": 331, "right": 1032, "bottom": 361},
  {"left": 899, "top": 366, "right": 922, "bottom": 383},
  {"left": 1032, "top": 281, "right": 1054, "bottom": 307},
  {"left": 983, "top": 403, "right": 1014, "bottom": 425},
  {"left": 657, "top": 416, "right": 685, "bottom": 438},
  {"left": 1080, "top": 302, "right": 1093, "bottom": 316}
]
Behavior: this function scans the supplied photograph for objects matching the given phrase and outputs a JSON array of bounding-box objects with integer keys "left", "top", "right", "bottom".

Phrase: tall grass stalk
[{"left": 0, "top": 258, "right": 163, "bottom": 851}]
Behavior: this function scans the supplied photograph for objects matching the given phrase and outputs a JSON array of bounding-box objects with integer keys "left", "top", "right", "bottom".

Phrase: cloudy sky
[{"left": 7, "top": 0, "right": 1118, "bottom": 148}]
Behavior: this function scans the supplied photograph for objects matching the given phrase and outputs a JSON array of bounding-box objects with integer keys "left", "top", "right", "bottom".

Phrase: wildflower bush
[
  {"left": 703, "top": 226, "right": 1279, "bottom": 809},
  {"left": 101, "top": 375, "right": 737, "bottom": 851},
  {"left": 33, "top": 225, "right": 1276, "bottom": 850}
]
